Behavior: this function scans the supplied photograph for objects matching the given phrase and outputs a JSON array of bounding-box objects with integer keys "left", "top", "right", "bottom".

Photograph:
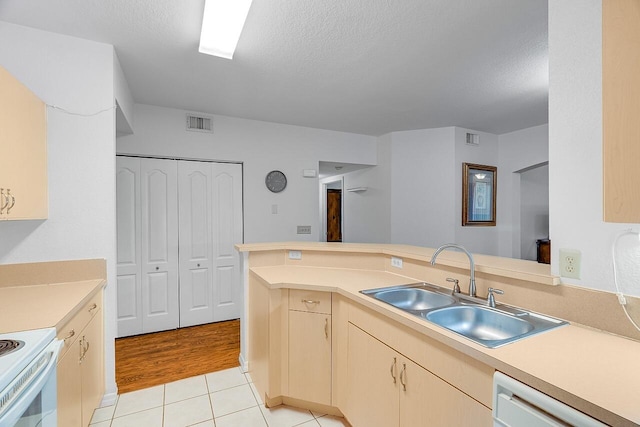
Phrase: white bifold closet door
[
  {"left": 116, "top": 157, "right": 179, "bottom": 337},
  {"left": 178, "top": 161, "right": 243, "bottom": 327},
  {"left": 116, "top": 156, "right": 243, "bottom": 338}
]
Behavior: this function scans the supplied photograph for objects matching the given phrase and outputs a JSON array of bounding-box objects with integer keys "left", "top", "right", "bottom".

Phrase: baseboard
[
  {"left": 238, "top": 353, "right": 248, "bottom": 372},
  {"left": 100, "top": 391, "right": 118, "bottom": 407}
]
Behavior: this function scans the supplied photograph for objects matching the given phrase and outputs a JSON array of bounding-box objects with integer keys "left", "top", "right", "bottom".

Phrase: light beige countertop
[
  {"left": 0, "top": 279, "right": 105, "bottom": 334},
  {"left": 250, "top": 264, "right": 640, "bottom": 426}
]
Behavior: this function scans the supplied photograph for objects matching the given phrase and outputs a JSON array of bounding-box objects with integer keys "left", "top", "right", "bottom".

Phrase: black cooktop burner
[{"left": 0, "top": 339, "right": 24, "bottom": 357}]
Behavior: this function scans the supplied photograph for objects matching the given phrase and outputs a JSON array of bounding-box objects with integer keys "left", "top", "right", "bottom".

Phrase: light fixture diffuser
[{"left": 199, "top": 0, "right": 253, "bottom": 59}]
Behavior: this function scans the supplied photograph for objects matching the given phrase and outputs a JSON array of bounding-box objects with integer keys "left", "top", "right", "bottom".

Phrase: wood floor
[{"left": 115, "top": 320, "right": 240, "bottom": 394}]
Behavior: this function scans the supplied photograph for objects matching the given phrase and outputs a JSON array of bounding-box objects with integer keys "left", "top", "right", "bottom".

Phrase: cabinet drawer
[
  {"left": 289, "top": 289, "right": 331, "bottom": 314},
  {"left": 57, "top": 292, "right": 102, "bottom": 359}
]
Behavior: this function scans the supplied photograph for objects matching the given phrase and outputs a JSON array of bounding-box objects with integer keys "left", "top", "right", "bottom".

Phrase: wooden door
[
  {"left": 327, "top": 189, "right": 342, "bottom": 242},
  {"left": 288, "top": 311, "right": 332, "bottom": 405},
  {"left": 345, "top": 324, "right": 399, "bottom": 427},
  {"left": 178, "top": 161, "right": 214, "bottom": 327},
  {"left": 140, "top": 158, "right": 179, "bottom": 333},
  {"left": 211, "top": 162, "right": 243, "bottom": 321},
  {"left": 116, "top": 157, "right": 143, "bottom": 337}
]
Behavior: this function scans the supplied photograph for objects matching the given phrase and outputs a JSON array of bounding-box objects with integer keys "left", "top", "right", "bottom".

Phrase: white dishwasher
[{"left": 492, "top": 372, "right": 607, "bottom": 427}]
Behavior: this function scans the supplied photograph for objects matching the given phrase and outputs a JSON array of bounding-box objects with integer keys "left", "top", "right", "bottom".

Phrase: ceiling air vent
[
  {"left": 186, "top": 114, "right": 213, "bottom": 133},
  {"left": 466, "top": 133, "right": 480, "bottom": 146}
]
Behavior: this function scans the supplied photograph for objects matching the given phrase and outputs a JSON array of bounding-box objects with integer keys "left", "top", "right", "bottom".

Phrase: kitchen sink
[
  {"left": 426, "top": 305, "right": 533, "bottom": 344},
  {"left": 360, "top": 283, "right": 456, "bottom": 312},
  {"left": 360, "top": 283, "right": 567, "bottom": 348}
]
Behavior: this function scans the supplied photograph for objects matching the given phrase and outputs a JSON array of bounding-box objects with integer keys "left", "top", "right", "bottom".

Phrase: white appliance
[
  {"left": 0, "top": 328, "right": 62, "bottom": 427},
  {"left": 493, "top": 372, "right": 606, "bottom": 427}
]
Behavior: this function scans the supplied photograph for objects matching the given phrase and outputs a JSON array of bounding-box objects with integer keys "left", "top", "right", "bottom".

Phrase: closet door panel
[
  {"left": 116, "top": 157, "right": 142, "bottom": 337},
  {"left": 178, "top": 161, "right": 214, "bottom": 327},
  {"left": 141, "top": 159, "right": 179, "bottom": 333},
  {"left": 211, "top": 163, "right": 243, "bottom": 321}
]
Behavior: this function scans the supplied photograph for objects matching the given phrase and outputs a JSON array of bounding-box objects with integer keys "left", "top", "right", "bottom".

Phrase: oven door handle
[{"left": 0, "top": 339, "right": 63, "bottom": 426}]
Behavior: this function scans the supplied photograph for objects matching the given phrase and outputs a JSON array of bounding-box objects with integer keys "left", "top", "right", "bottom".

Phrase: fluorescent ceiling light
[{"left": 199, "top": 0, "right": 253, "bottom": 59}]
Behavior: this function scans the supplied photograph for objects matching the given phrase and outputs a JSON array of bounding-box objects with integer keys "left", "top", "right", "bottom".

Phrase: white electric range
[{"left": 0, "top": 328, "right": 62, "bottom": 427}]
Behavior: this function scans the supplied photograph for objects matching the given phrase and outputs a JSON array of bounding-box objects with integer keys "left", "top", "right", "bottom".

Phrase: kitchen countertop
[
  {"left": 0, "top": 279, "right": 105, "bottom": 334},
  {"left": 249, "top": 264, "right": 640, "bottom": 427}
]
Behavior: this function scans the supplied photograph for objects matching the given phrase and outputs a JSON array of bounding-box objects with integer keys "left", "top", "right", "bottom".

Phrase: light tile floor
[{"left": 90, "top": 367, "right": 350, "bottom": 427}]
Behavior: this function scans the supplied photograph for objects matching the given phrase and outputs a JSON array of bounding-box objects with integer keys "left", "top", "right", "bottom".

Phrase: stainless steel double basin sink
[{"left": 360, "top": 283, "right": 567, "bottom": 348}]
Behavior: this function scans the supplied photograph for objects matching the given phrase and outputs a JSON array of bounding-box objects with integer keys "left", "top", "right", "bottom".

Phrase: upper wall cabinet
[
  {"left": 603, "top": 0, "right": 640, "bottom": 222},
  {"left": 0, "top": 66, "right": 48, "bottom": 220}
]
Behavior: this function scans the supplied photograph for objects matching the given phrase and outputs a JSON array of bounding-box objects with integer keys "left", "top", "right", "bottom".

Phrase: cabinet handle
[
  {"left": 0, "top": 189, "right": 7, "bottom": 214},
  {"left": 400, "top": 363, "right": 407, "bottom": 391},
  {"left": 78, "top": 337, "right": 84, "bottom": 362},
  {"left": 88, "top": 303, "right": 98, "bottom": 313},
  {"left": 64, "top": 329, "right": 75, "bottom": 341},
  {"left": 301, "top": 299, "right": 320, "bottom": 305},
  {"left": 5, "top": 190, "right": 15, "bottom": 214},
  {"left": 324, "top": 318, "right": 329, "bottom": 339},
  {"left": 390, "top": 357, "right": 397, "bottom": 384}
]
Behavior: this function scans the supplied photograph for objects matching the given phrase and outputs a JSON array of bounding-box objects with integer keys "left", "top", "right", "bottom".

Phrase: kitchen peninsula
[{"left": 238, "top": 242, "right": 640, "bottom": 427}]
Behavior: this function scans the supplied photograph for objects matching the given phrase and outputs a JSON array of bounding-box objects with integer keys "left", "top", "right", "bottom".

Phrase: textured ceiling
[{"left": 0, "top": 0, "right": 548, "bottom": 136}]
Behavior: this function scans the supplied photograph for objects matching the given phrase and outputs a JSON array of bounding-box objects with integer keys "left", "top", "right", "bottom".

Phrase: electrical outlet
[
  {"left": 559, "top": 249, "right": 581, "bottom": 279},
  {"left": 289, "top": 250, "right": 302, "bottom": 260},
  {"left": 297, "top": 225, "right": 311, "bottom": 234},
  {"left": 391, "top": 256, "right": 403, "bottom": 268}
]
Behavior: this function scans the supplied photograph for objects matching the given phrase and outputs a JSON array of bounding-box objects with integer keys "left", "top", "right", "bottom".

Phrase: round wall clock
[{"left": 265, "top": 170, "right": 287, "bottom": 193}]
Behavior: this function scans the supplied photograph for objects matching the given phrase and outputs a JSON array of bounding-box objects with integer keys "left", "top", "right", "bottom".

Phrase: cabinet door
[
  {"left": 399, "top": 357, "right": 491, "bottom": 427},
  {"left": 178, "top": 161, "right": 214, "bottom": 327},
  {"left": 603, "top": 0, "right": 640, "bottom": 222},
  {"left": 345, "top": 324, "right": 399, "bottom": 427},
  {"left": 211, "top": 162, "right": 243, "bottom": 321},
  {"left": 0, "top": 66, "right": 47, "bottom": 220},
  {"left": 140, "top": 158, "right": 179, "bottom": 333},
  {"left": 57, "top": 339, "right": 82, "bottom": 427},
  {"left": 116, "top": 157, "right": 143, "bottom": 337},
  {"left": 288, "top": 311, "right": 331, "bottom": 405},
  {"left": 81, "top": 311, "right": 105, "bottom": 427}
]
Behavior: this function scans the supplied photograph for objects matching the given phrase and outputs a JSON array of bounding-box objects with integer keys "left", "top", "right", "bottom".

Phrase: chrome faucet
[{"left": 430, "top": 244, "right": 477, "bottom": 298}]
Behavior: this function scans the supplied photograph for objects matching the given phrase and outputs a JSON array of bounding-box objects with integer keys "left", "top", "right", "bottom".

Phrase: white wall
[
  {"left": 497, "top": 124, "right": 549, "bottom": 258},
  {"left": 454, "top": 127, "right": 500, "bottom": 254},
  {"left": 116, "top": 104, "right": 378, "bottom": 243},
  {"left": 390, "top": 127, "right": 457, "bottom": 247},
  {"left": 324, "top": 135, "right": 393, "bottom": 244},
  {"left": 549, "top": 0, "right": 638, "bottom": 295},
  {"left": 0, "top": 22, "right": 118, "bottom": 403}
]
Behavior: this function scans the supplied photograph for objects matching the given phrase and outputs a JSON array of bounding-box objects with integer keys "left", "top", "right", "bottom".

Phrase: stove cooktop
[{"left": 0, "top": 328, "right": 55, "bottom": 392}]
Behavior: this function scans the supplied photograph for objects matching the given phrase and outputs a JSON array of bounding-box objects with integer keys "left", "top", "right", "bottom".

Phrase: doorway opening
[
  {"left": 321, "top": 178, "right": 344, "bottom": 242},
  {"left": 518, "top": 162, "right": 549, "bottom": 261}
]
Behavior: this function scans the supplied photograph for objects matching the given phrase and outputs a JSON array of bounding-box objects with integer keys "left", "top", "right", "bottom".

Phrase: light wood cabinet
[
  {"left": 603, "top": 0, "right": 640, "bottom": 222},
  {"left": 57, "top": 292, "right": 104, "bottom": 427},
  {"left": 288, "top": 290, "right": 332, "bottom": 405},
  {"left": 0, "top": 66, "right": 47, "bottom": 220},
  {"left": 346, "top": 324, "right": 491, "bottom": 427}
]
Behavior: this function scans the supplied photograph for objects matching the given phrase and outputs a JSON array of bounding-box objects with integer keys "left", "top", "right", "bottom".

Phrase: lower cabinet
[
  {"left": 345, "top": 323, "right": 491, "bottom": 427},
  {"left": 57, "top": 292, "right": 104, "bottom": 427},
  {"left": 288, "top": 305, "right": 332, "bottom": 405}
]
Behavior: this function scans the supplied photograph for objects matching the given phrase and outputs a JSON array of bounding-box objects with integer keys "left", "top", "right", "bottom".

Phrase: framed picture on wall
[{"left": 462, "top": 163, "right": 497, "bottom": 226}]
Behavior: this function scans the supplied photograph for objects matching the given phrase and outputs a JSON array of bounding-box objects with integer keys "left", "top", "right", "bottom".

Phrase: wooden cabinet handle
[
  {"left": 400, "top": 363, "right": 407, "bottom": 391},
  {"left": 390, "top": 357, "right": 397, "bottom": 384}
]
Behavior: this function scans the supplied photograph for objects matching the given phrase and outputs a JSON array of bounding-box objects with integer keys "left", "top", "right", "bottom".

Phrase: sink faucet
[{"left": 430, "top": 244, "right": 477, "bottom": 298}]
